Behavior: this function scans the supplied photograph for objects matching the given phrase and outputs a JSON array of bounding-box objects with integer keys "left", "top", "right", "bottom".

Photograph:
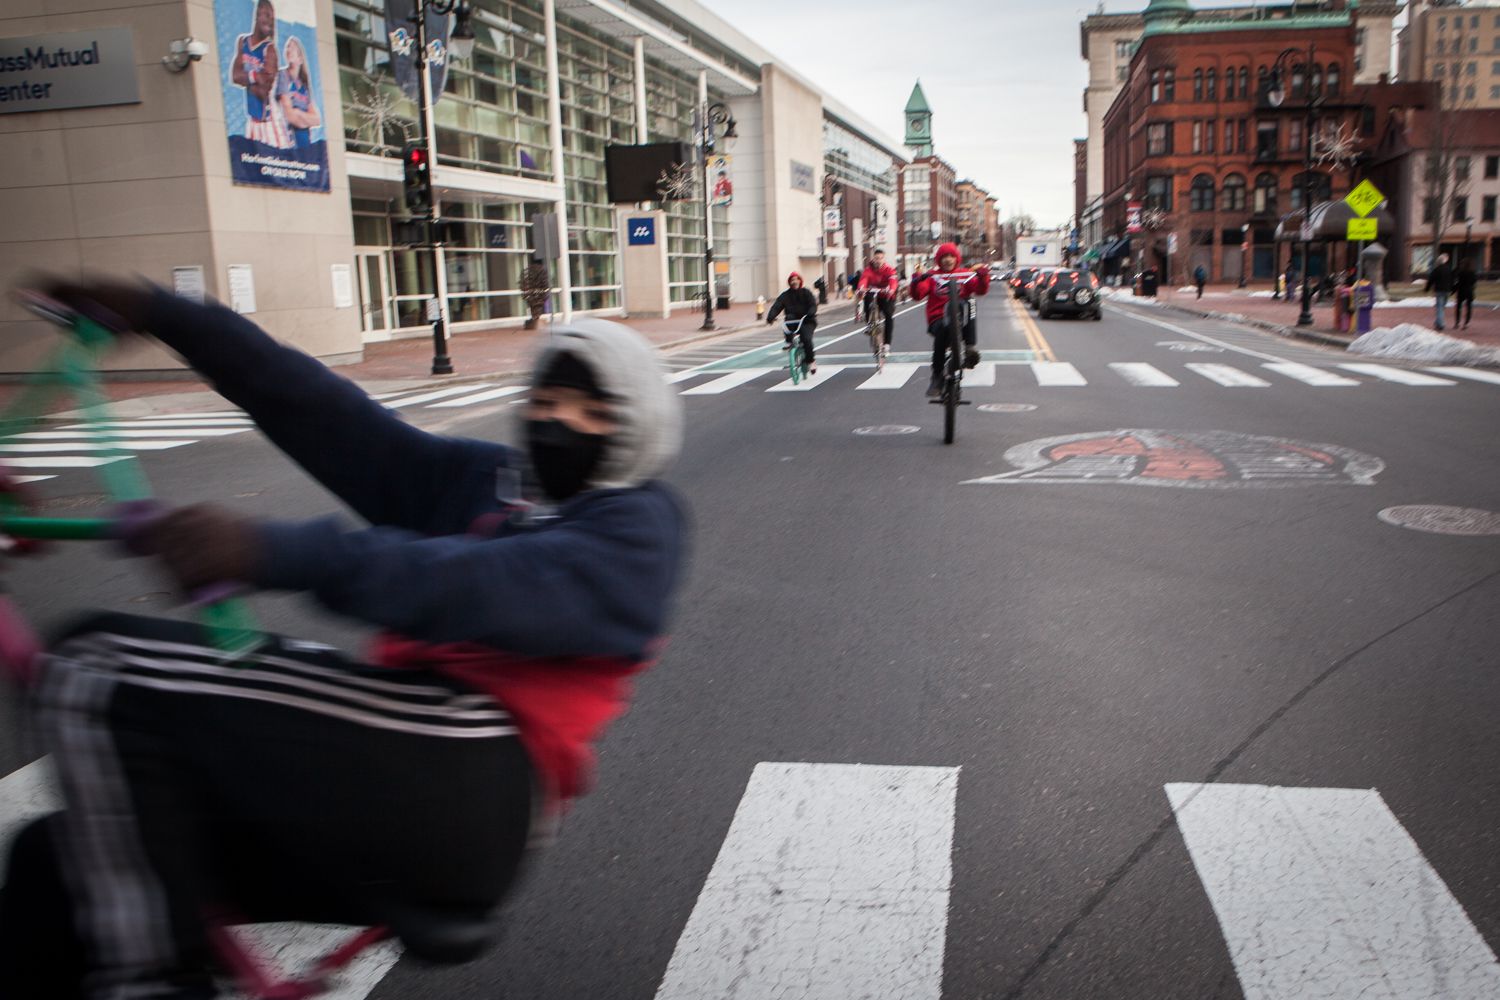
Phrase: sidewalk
[
  {"left": 2, "top": 306, "right": 763, "bottom": 418},
  {"left": 1116, "top": 283, "right": 1500, "bottom": 352}
]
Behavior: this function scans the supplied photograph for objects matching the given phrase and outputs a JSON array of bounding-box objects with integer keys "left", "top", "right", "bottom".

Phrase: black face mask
[{"left": 526, "top": 419, "right": 608, "bottom": 502}]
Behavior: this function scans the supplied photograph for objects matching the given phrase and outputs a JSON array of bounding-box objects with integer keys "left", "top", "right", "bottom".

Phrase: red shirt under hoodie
[{"left": 911, "top": 242, "right": 991, "bottom": 325}]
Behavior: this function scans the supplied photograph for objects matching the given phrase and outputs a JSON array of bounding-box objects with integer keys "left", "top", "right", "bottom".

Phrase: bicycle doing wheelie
[
  {"left": 0, "top": 291, "right": 490, "bottom": 1000},
  {"left": 929, "top": 272, "right": 978, "bottom": 445}
]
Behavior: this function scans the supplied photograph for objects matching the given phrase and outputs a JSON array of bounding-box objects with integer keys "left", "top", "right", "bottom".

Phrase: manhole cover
[
  {"left": 978, "top": 403, "right": 1038, "bottom": 413},
  {"left": 1378, "top": 506, "right": 1500, "bottom": 536},
  {"left": 1158, "top": 341, "right": 1224, "bottom": 353},
  {"left": 853, "top": 425, "right": 921, "bottom": 436}
]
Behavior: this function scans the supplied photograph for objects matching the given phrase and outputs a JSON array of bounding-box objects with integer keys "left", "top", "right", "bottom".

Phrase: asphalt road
[{"left": 1, "top": 290, "right": 1498, "bottom": 999}]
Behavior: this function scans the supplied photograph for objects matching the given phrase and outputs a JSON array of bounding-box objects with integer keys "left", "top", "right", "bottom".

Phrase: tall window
[
  {"left": 1146, "top": 175, "right": 1173, "bottom": 211},
  {"left": 1289, "top": 119, "right": 1304, "bottom": 152},
  {"left": 1206, "top": 120, "right": 1216, "bottom": 154},
  {"left": 1224, "top": 68, "right": 1236, "bottom": 100},
  {"left": 1256, "top": 120, "right": 1279, "bottom": 160},
  {"left": 1194, "top": 69, "right": 1204, "bottom": 101},
  {"left": 1254, "top": 173, "right": 1278, "bottom": 215},
  {"left": 1453, "top": 196, "right": 1470, "bottom": 222},
  {"left": 1164, "top": 69, "right": 1176, "bottom": 101},
  {"left": 1151, "top": 70, "right": 1161, "bottom": 102},
  {"left": 1292, "top": 63, "right": 1306, "bottom": 99},
  {"left": 1206, "top": 68, "right": 1217, "bottom": 101},
  {"left": 1326, "top": 64, "right": 1341, "bottom": 96},
  {"left": 1147, "top": 122, "right": 1172, "bottom": 155},
  {"left": 1457, "top": 156, "right": 1472, "bottom": 180},
  {"left": 1191, "top": 174, "right": 1216, "bottom": 212},
  {"left": 1483, "top": 195, "right": 1497, "bottom": 223},
  {"left": 1192, "top": 120, "right": 1203, "bottom": 153},
  {"left": 1221, "top": 173, "right": 1246, "bottom": 211},
  {"left": 1224, "top": 120, "right": 1235, "bottom": 153},
  {"left": 1239, "top": 67, "right": 1249, "bottom": 100},
  {"left": 1485, "top": 155, "right": 1499, "bottom": 179}
]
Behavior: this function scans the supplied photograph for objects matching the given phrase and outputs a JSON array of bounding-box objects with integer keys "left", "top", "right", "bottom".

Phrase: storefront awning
[
  {"left": 1102, "top": 237, "right": 1131, "bottom": 259},
  {"left": 1274, "top": 199, "right": 1396, "bottom": 242}
]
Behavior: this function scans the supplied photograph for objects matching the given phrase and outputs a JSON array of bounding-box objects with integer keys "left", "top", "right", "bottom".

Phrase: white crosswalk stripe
[
  {"left": 1185, "top": 363, "right": 1271, "bottom": 387},
  {"left": 0, "top": 440, "right": 195, "bottom": 452},
  {"left": 384, "top": 385, "right": 498, "bottom": 408},
  {"left": 426, "top": 386, "right": 528, "bottom": 408},
  {"left": 766, "top": 365, "right": 848, "bottom": 392},
  {"left": 16, "top": 429, "right": 251, "bottom": 440},
  {"left": 1262, "top": 362, "right": 1360, "bottom": 386},
  {"left": 1339, "top": 363, "right": 1457, "bottom": 386},
  {"left": 0, "top": 456, "right": 131, "bottom": 468},
  {"left": 965, "top": 362, "right": 998, "bottom": 387},
  {"left": 680, "top": 370, "right": 770, "bottom": 395},
  {"left": 67, "top": 419, "right": 253, "bottom": 429},
  {"left": 1031, "top": 361, "right": 1088, "bottom": 386},
  {"left": 1425, "top": 366, "right": 1500, "bottom": 385},
  {"left": 1110, "top": 363, "right": 1179, "bottom": 387},
  {"left": 857, "top": 363, "right": 921, "bottom": 390}
]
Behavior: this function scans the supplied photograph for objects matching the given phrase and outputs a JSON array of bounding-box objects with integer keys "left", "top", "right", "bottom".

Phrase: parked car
[
  {"left": 1027, "top": 269, "right": 1059, "bottom": 310},
  {"left": 1011, "top": 267, "right": 1038, "bottom": 299},
  {"left": 1037, "top": 269, "right": 1103, "bottom": 321}
]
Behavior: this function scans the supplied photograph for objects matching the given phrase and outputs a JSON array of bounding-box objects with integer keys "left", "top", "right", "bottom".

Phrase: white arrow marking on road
[
  {"left": 15, "top": 429, "right": 251, "bottom": 440},
  {"left": 1185, "top": 364, "right": 1271, "bottom": 387},
  {"left": 0, "top": 759, "right": 402, "bottom": 999},
  {"left": 1031, "top": 361, "right": 1088, "bottom": 387},
  {"left": 766, "top": 366, "right": 848, "bottom": 392},
  {"left": 0, "top": 441, "right": 194, "bottom": 452},
  {"left": 1262, "top": 362, "right": 1360, "bottom": 387},
  {"left": 1426, "top": 366, "right": 1500, "bottom": 386},
  {"left": 964, "top": 362, "right": 997, "bottom": 387},
  {"left": 1110, "top": 363, "right": 1179, "bottom": 387},
  {"left": 1338, "top": 364, "right": 1457, "bottom": 386},
  {"left": 680, "top": 369, "right": 771, "bottom": 395},
  {"left": 655, "top": 762, "right": 958, "bottom": 1000},
  {"left": 1167, "top": 783, "right": 1500, "bottom": 1000},
  {"left": 426, "top": 386, "right": 528, "bottom": 408},
  {"left": 857, "top": 363, "right": 921, "bottom": 390}
]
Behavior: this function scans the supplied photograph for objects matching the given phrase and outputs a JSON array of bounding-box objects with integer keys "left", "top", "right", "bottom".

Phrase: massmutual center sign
[{"left": 0, "top": 28, "right": 140, "bottom": 114}]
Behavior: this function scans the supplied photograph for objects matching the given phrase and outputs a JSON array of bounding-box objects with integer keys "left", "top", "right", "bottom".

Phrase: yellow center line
[{"left": 1009, "top": 297, "right": 1058, "bottom": 363}]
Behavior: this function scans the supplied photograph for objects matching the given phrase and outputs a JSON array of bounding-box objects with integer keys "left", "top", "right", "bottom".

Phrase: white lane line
[
  {"left": 965, "top": 362, "right": 997, "bottom": 387},
  {"left": 1108, "top": 307, "right": 1293, "bottom": 362},
  {"left": 0, "top": 456, "right": 130, "bottom": 468},
  {"left": 1185, "top": 363, "right": 1271, "bottom": 387},
  {"left": 1031, "top": 361, "right": 1088, "bottom": 387},
  {"left": 1110, "top": 363, "right": 1179, "bottom": 387},
  {"left": 654, "top": 762, "right": 958, "bottom": 1000},
  {"left": 0, "top": 760, "right": 401, "bottom": 1000},
  {"left": 856, "top": 363, "right": 921, "bottom": 390},
  {"left": 1262, "top": 362, "right": 1361, "bottom": 387},
  {"left": 1338, "top": 364, "right": 1457, "bottom": 386},
  {"left": 680, "top": 369, "right": 772, "bottom": 395},
  {"left": 766, "top": 365, "right": 849, "bottom": 392},
  {"left": 1167, "top": 783, "right": 1500, "bottom": 1000},
  {"left": 62, "top": 419, "right": 252, "bottom": 429},
  {"left": 1427, "top": 366, "right": 1500, "bottom": 385},
  {"left": 426, "top": 386, "right": 527, "bottom": 408},
  {"left": 0, "top": 441, "right": 192, "bottom": 452},
  {"left": 16, "top": 429, "right": 250, "bottom": 440},
  {"left": 668, "top": 370, "right": 713, "bottom": 384},
  {"left": 384, "top": 385, "right": 497, "bottom": 408}
]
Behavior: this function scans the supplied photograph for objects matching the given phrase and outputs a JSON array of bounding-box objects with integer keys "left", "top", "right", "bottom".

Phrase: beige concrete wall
[
  {"left": 759, "top": 64, "right": 823, "bottom": 288},
  {"left": 0, "top": 0, "right": 358, "bottom": 373}
]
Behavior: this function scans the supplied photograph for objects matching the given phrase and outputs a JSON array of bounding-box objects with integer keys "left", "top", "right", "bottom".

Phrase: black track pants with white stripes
[{"left": 0, "top": 612, "right": 534, "bottom": 1000}]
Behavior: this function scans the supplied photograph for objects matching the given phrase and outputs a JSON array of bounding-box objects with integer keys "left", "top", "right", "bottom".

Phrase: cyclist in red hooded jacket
[
  {"left": 855, "top": 249, "right": 899, "bottom": 358},
  {"left": 911, "top": 242, "right": 989, "bottom": 397}
]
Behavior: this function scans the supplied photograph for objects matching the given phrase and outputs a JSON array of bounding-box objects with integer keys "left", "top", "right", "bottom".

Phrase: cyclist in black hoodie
[{"left": 765, "top": 272, "right": 818, "bottom": 373}]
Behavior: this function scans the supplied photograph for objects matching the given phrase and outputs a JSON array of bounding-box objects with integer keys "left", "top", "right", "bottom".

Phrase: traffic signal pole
[{"left": 414, "top": 5, "right": 454, "bottom": 375}]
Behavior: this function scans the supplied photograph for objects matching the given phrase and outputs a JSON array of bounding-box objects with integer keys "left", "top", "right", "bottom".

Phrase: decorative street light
[
  {"left": 398, "top": 0, "right": 475, "bottom": 374},
  {"left": 1240, "top": 223, "right": 1250, "bottom": 288},
  {"left": 697, "top": 101, "right": 737, "bottom": 331},
  {"left": 1267, "top": 41, "right": 1322, "bottom": 328}
]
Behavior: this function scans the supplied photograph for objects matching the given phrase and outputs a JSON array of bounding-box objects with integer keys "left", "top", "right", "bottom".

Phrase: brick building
[
  {"left": 1101, "top": 0, "right": 1402, "bottom": 285},
  {"left": 1074, "top": 138, "right": 1088, "bottom": 224},
  {"left": 957, "top": 180, "right": 1000, "bottom": 261}
]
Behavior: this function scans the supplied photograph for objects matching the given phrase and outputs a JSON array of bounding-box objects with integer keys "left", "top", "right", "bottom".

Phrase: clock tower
[{"left": 904, "top": 80, "right": 933, "bottom": 158}]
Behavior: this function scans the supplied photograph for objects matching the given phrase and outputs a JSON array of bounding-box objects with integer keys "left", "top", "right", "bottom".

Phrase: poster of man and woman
[{"left": 215, "top": 0, "right": 330, "bottom": 192}]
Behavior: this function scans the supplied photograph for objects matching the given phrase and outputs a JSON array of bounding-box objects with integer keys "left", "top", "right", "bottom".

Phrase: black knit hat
[{"left": 537, "top": 350, "right": 611, "bottom": 400}]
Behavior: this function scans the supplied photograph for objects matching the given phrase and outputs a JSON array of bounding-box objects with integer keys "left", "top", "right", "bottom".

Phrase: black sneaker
[
  {"left": 926, "top": 374, "right": 942, "bottom": 398},
  {"left": 964, "top": 347, "right": 981, "bottom": 369}
]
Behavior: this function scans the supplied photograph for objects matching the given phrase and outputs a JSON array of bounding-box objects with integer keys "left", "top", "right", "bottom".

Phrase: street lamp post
[
  {"left": 1268, "top": 42, "right": 1320, "bottom": 328},
  {"left": 697, "top": 101, "right": 736, "bottom": 331},
  {"left": 1465, "top": 217, "right": 1474, "bottom": 268},
  {"left": 1239, "top": 223, "right": 1250, "bottom": 288},
  {"left": 406, "top": 0, "right": 475, "bottom": 374}
]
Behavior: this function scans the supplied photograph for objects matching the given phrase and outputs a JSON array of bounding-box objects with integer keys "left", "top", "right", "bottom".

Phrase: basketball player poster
[{"left": 214, "top": 0, "right": 330, "bottom": 192}]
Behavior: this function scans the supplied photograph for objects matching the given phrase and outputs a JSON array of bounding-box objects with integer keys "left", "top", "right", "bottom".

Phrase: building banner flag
[
  {"left": 384, "top": 0, "right": 452, "bottom": 103},
  {"left": 708, "top": 154, "right": 733, "bottom": 206},
  {"left": 214, "top": 0, "right": 330, "bottom": 192}
]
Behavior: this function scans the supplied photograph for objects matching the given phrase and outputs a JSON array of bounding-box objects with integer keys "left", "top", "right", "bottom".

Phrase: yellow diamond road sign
[
  {"left": 1345, "top": 180, "right": 1385, "bottom": 218},
  {"left": 1347, "top": 218, "right": 1378, "bottom": 242}
]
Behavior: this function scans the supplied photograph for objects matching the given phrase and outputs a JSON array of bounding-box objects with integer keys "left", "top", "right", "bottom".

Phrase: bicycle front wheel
[{"left": 789, "top": 343, "right": 803, "bottom": 385}]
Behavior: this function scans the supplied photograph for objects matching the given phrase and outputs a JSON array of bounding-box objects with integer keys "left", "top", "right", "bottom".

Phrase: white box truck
[{"left": 1019, "top": 236, "right": 1064, "bottom": 268}]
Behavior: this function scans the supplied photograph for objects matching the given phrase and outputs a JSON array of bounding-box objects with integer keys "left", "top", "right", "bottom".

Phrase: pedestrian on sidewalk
[
  {"left": 1454, "top": 258, "right": 1478, "bottom": 330},
  {"left": 1426, "top": 253, "right": 1454, "bottom": 331},
  {"left": 1283, "top": 260, "right": 1300, "bottom": 304},
  {"left": 1193, "top": 264, "right": 1207, "bottom": 300},
  {"left": 766, "top": 272, "right": 818, "bottom": 373}
]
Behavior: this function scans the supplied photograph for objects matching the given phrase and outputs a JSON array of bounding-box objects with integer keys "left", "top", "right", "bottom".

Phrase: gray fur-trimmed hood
[{"left": 526, "top": 319, "right": 683, "bottom": 491}]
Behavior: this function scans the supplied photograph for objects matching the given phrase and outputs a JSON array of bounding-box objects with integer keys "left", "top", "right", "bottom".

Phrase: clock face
[{"left": 909, "top": 117, "right": 927, "bottom": 134}]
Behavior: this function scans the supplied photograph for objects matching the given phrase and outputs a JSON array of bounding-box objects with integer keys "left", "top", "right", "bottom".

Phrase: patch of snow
[
  {"left": 1248, "top": 290, "right": 1278, "bottom": 298},
  {"left": 1348, "top": 324, "right": 1500, "bottom": 366},
  {"left": 1178, "top": 286, "right": 1199, "bottom": 294}
]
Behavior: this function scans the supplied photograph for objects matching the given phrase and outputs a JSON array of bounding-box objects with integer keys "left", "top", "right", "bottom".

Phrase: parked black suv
[{"left": 1037, "top": 270, "right": 1103, "bottom": 321}]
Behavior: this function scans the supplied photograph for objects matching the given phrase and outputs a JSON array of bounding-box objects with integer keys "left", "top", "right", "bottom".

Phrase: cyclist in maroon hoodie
[
  {"left": 855, "top": 249, "right": 899, "bottom": 357},
  {"left": 911, "top": 242, "right": 989, "bottom": 397}
]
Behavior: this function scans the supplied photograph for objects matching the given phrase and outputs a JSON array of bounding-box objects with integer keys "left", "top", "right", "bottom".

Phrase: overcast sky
[{"left": 697, "top": 0, "right": 1405, "bottom": 228}]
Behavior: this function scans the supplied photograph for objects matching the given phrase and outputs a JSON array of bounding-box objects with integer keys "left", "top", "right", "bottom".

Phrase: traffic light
[{"left": 402, "top": 141, "right": 431, "bottom": 215}]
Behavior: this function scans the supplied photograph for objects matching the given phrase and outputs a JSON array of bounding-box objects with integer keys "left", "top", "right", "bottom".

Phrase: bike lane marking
[
  {"left": 1167, "top": 783, "right": 1500, "bottom": 1000},
  {"left": 654, "top": 762, "right": 958, "bottom": 1000}
]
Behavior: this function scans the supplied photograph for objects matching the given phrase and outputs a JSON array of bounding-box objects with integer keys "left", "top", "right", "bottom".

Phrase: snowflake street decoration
[
  {"left": 1313, "top": 123, "right": 1360, "bottom": 168},
  {"left": 657, "top": 162, "right": 696, "bottom": 201},
  {"left": 388, "top": 27, "right": 415, "bottom": 58},
  {"left": 1142, "top": 207, "right": 1169, "bottom": 231},
  {"left": 347, "top": 74, "right": 416, "bottom": 149}
]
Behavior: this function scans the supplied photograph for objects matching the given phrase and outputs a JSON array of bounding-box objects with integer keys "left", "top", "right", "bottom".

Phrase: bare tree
[{"left": 1419, "top": 82, "right": 1473, "bottom": 271}]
